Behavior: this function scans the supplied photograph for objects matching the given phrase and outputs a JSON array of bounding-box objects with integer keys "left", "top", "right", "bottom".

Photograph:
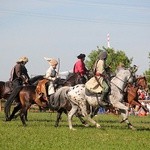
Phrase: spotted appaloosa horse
[{"left": 66, "top": 68, "right": 137, "bottom": 130}]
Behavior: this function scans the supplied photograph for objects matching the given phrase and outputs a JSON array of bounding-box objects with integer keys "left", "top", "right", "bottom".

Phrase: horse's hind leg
[
  {"left": 55, "top": 110, "right": 63, "bottom": 127},
  {"left": 9, "top": 103, "right": 22, "bottom": 121},
  {"left": 68, "top": 105, "right": 78, "bottom": 130}
]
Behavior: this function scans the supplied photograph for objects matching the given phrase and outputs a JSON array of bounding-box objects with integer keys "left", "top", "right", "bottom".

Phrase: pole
[{"left": 107, "top": 33, "right": 110, "bottom": 48}]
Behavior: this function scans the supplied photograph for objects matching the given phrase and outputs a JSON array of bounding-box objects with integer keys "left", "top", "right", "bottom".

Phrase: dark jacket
[{"left": 9, "top": 63, "right": 30, "bottom": 81}]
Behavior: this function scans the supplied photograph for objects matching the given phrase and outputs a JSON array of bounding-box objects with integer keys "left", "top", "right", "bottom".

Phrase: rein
[{"left": 110, "top": 69, "right": 133, "bottom": 93}]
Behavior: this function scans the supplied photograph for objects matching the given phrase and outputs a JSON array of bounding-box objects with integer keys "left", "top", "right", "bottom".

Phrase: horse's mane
[{"left": 29, "top": 75, "right": 44, "bottom": 85}]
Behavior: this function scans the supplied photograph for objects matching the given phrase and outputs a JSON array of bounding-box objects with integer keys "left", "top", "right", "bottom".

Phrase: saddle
[{"left": 85, "top": 88, "right": 101, "bottom": 97}]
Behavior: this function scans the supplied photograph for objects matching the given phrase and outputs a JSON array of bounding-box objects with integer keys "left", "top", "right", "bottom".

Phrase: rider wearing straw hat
[
  {"left": 9, "top": 56, "right": 30, "bottom": 87},
  {"left": 44, "top": 57, "right": 58, "bottom": 95},
  {"left": 5, "top": 56, "right": 30, "bottom": 121}
]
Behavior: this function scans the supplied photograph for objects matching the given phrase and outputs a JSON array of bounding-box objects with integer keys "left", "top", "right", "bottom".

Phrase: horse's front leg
[
  {"left": 55, "top": 110, "right": 63, "bottom": 127},
  {"left": 20, "top": 106, "right": 27, "bottom": 126},
  {"left": 114, "top": 101, "right": 136, "bottom": 130}
]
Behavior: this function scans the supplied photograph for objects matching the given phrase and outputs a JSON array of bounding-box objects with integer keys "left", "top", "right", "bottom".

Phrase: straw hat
[
  {"left": 44, "top": 57, "right": 58, "bottom": 66},
  {"left": 17, "top": 56, "right": 28, "bottom": 63}
]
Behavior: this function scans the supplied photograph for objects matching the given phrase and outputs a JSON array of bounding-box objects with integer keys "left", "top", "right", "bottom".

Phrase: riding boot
[{"left": 98, "top": 92, "right": 109, "bottom": 106}]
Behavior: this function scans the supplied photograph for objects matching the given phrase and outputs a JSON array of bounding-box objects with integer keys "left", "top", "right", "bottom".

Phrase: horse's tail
[
  {"left": 4, "top": 86, "right": 23, "bottom": 121},
  {"left": 48, "top": 87, "right": 70, "bottom": 111},
  {"left": 48, "top": 93, "right": 60, "bottom": 111}
]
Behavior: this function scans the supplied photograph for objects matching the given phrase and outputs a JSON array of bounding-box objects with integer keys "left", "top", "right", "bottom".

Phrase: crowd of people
[{"left": 137, "top": 88, "right": 150, "bottom": 100}]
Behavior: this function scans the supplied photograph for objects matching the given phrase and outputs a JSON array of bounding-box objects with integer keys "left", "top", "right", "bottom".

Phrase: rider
[
  {"left": 44, "top": 57, "right": 58, "bottom": 96},
  {"left": 85, "top": 51, "right": 110, "bottom": 106},
  {"left": 9, "top": 56, "right": 30, "bottom": 88},
  {"left": 5, "top": 56, "right": 30, "bottom": 120},
  {"left": 73, "top": 53, "right": 88, "bottom": 84}
]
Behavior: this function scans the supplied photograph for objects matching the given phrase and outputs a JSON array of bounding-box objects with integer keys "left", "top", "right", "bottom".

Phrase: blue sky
[{"left": 0, "top": 0, "right": 150, "bottom": 81}]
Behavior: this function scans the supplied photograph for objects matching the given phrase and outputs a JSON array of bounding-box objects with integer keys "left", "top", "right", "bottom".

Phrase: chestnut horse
[{"left": 125, "top": 76, "right": 149, "bottom": 113}]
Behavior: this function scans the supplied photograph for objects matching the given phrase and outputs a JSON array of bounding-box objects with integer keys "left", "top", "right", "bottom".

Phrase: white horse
[{"left": 66, "top": 68, "right": 136, "bottom": 130}]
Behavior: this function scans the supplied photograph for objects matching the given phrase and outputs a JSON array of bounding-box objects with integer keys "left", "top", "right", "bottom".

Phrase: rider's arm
[
  {"left": 95, "top": 60, "right": 105, "bottom": 76},
  {"left": 15, "top": 64, "right": 22, "bottom": 78}
]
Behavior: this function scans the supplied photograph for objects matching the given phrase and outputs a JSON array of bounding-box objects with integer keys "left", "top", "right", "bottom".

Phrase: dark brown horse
[
  {"left": 125, "top": 76, "right": 149, "bottom": 113},
  {"left": 2, "top": 75, "right": 44, "bottom": 120}
]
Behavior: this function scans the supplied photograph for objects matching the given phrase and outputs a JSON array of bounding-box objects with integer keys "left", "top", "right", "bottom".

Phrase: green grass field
[{"left": 0, "top": 111, "right": 149, "bottom": 150}]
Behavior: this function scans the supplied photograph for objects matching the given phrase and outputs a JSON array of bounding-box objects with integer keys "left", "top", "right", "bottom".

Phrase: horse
[
  {"left": 0, "top": 75, "right": 44, "bottom": 100},
  {"left": 2, "top": 75, "right": 44, "bottom": 119},
  {"left": 4, "top": 76, "right": 88, "bottom": 127},
  {"left": 125, "top": 76, "right": 149, "bottom": 114},
  {"left": 65, "top": 67, "right": 137, "bottom": 130},
  {"left": 49, "top": 72, "right": 92, "bottom": 127}
]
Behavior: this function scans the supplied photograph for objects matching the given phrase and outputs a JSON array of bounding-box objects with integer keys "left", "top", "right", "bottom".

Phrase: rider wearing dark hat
[{"left": 73, "top": 53, "right": 88, "bottom": 84}]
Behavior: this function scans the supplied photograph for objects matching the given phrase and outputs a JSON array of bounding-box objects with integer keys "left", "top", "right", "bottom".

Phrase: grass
[{"left": 0, "top": 112, "right": 150, "bottom": 150}]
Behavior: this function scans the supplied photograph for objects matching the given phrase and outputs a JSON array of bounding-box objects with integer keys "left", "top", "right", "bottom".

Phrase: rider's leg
[{"left": 98, "top": 80, "right": 110, "bottom": 106}]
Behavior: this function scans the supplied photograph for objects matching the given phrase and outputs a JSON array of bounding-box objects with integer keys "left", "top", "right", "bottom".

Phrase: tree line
[{"left": 85, "top": 46, "right": 150, "bottom": 83}]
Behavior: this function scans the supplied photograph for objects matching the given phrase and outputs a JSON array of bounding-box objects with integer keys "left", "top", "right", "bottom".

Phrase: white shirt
[{"left": 45, "top": 66, "right": 57, "bottom": 81}]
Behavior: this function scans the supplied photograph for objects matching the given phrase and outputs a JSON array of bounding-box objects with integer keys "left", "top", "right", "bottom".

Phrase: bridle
[{"left": 111, "top": 69, "right": 134, "bottom": 93}]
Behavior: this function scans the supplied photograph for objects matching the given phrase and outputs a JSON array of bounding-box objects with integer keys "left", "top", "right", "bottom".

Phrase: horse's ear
[{"left": 130, "top": 65, "right": 138, "bottom": 73}]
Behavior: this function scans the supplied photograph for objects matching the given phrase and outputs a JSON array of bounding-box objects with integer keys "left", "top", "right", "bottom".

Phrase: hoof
[
  {"left": 54, "top": 125, "right": 58, "bottom": 127},
  {"left": 5, "top": 118, "right": 11, "bottom": 121},
  {"left": 22, "top": 123, "right": 27, "bottom": 127},
  {"left": 129, "top": 125, "right": 136, "bottom": 130},
  {"left": 96, "top": 124, "right": 101, "bottom": 128},
  {"left": 84, "top": 123, "right": 90, "bottom": 127},
  {"left": 70, "top": 128, "right": 76, "bottom": 131}
]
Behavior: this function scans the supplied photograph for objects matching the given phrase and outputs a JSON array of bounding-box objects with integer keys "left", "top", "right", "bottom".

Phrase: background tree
[{"left": 85, "top": 46, "right": 133, "bottom": 73}]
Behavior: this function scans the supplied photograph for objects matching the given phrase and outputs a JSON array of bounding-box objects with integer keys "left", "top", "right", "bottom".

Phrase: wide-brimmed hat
[
  {"left": 44, "top": 57, "right": 58, "bottom": 66},
  {"left": 17, "top": 56, "right": 28, "bottom": 63},
  {"left": 77, "top": 53, "right": 86, "bottom": 59}
]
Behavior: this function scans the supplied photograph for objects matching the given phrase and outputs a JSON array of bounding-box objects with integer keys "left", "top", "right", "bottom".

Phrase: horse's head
[
  {"left": 127, "top": 66, "right": 139, "bottom": 84},
  {"left": 136, "top": 76, "right": 148, "bottom": 91},
  {"left": 64, "top": 73, "right": 79, "bottom": 86},
  {"left": 111, "top": 67, "right": 137, "bottom": 92}
]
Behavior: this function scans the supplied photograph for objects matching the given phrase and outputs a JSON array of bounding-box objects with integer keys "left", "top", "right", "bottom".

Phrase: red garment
[{"left": 73, "top": 59, "right": 86, "bottom": 76}]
